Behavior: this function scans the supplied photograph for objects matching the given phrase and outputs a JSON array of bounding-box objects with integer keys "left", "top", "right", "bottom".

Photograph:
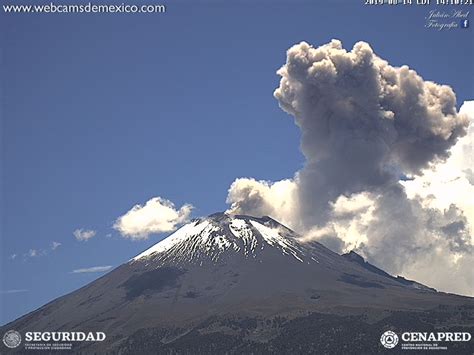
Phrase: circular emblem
[
  {"left": 380, "top": 330, "right": 399, "bottom": 349},
  {"left": 3, "top": 330, "right": 22, "bottom": 349}
]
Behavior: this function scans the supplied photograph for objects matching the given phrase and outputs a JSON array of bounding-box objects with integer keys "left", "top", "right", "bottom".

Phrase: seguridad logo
[
  {"left": 3, "top": 330, "right": 22, "bottom": 349},
  {"left": 24, "top": 331, "right": 106, "bottom": 342}
]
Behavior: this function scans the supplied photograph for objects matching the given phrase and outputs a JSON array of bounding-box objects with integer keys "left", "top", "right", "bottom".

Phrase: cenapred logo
[
  {"left": 380, "top": 330, "right": 399, "bottom": 349},
  {"left": 379, "top": 330, "right": 471, "bottom": 351},
  {"left": 3, "top": 330, "right": 22, "bottom": 349}
]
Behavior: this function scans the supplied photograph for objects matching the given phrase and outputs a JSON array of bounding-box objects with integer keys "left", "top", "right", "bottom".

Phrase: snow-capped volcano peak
[{"left": 131, "top": 213, "right": 318, "bottom": 265}]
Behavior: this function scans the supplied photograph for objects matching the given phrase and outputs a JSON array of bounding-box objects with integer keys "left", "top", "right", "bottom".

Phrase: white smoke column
[
  {"left": 229, "top": 40, "right": 469, "bottom": 224},
  {"left": 273, "top": 39, "right": 468, "bottom": 226},
  {"left": 226, "top": 40, "right": 473, "bottom": 295},
  {"left": 226, "top": 178, "right": 300, "bottom": 229}
]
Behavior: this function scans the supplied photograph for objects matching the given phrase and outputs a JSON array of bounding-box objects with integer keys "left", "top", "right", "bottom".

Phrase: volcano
[{"left": 2, "top": 213, "right": 474, "bottom": 353}]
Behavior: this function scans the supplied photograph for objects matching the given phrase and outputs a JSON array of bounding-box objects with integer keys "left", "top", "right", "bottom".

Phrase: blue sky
[{"left": 1, "top": 0, "right": 473, "bottom": 324}]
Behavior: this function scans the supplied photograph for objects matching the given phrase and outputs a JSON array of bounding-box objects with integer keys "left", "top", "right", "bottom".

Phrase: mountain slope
[{"left": 2, "top": 213, "right": 473, "bottom": 354}]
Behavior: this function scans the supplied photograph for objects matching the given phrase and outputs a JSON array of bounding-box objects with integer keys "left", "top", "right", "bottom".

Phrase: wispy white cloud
[
  {"left": 114, "top": 197, "right": 193, "bottom": 240},
  {"left": 71, "top": 265, "right": 113, "bottom": 273},
  {"left": 23, "top": 249, "right": 48, "bottom": 259},
  {"left": 73, "top": 229, "right": 96, "bottom": 241},
  {"left": 27, "top": 249, "right": 38, "bottom": 257},
  {"left": 14, "top": 241, "right": 61, "bottom": 261},
  {"left": 0, "top": 289, "right": 28, "bottom": 294}
]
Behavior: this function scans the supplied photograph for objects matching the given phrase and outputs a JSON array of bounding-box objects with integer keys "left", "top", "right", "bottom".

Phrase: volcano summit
[{"left": 2, "top": 213, "right": 473, "bottom": 353}]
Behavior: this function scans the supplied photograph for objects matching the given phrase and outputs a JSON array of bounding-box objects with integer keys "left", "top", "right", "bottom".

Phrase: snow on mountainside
[
  {"left": 131, "top": 213, "right": 317, "bottom": 265},
  {"left": 129, "top": 212, "right": 442, "bottom": 294}
]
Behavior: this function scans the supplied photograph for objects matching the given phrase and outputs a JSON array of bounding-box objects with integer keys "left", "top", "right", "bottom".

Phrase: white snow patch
[
  {"left": 249, "top": 220, "right": 304, "bottom": 262},
  {"left": 250, "top": 220, "right": 288, "bottom": 248},
  {"left": 230, "top": 218, "right": 258, "bottom": 255},
  {"left": 131, "top": 216, "right": 309, "bottom": 264},
  {"left": 214, "top": 235, "right": 232, "bottom": 251},
  {"left": 132, "top": 220, "right": 210, "bottom": 260}
]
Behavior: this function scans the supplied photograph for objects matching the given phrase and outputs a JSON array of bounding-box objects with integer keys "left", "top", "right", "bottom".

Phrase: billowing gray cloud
[
  {"left": 226, "top": 40, "right": 473, "bottom": 296},
  {"left": 355, "top": 186, "right": 471, "bottom": 270},
  {"left": 273, "top": 39, "right": 468, "bottom": 226},
  {"left": 432, "top": 204, "right": 472, "bottom": 254}
]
